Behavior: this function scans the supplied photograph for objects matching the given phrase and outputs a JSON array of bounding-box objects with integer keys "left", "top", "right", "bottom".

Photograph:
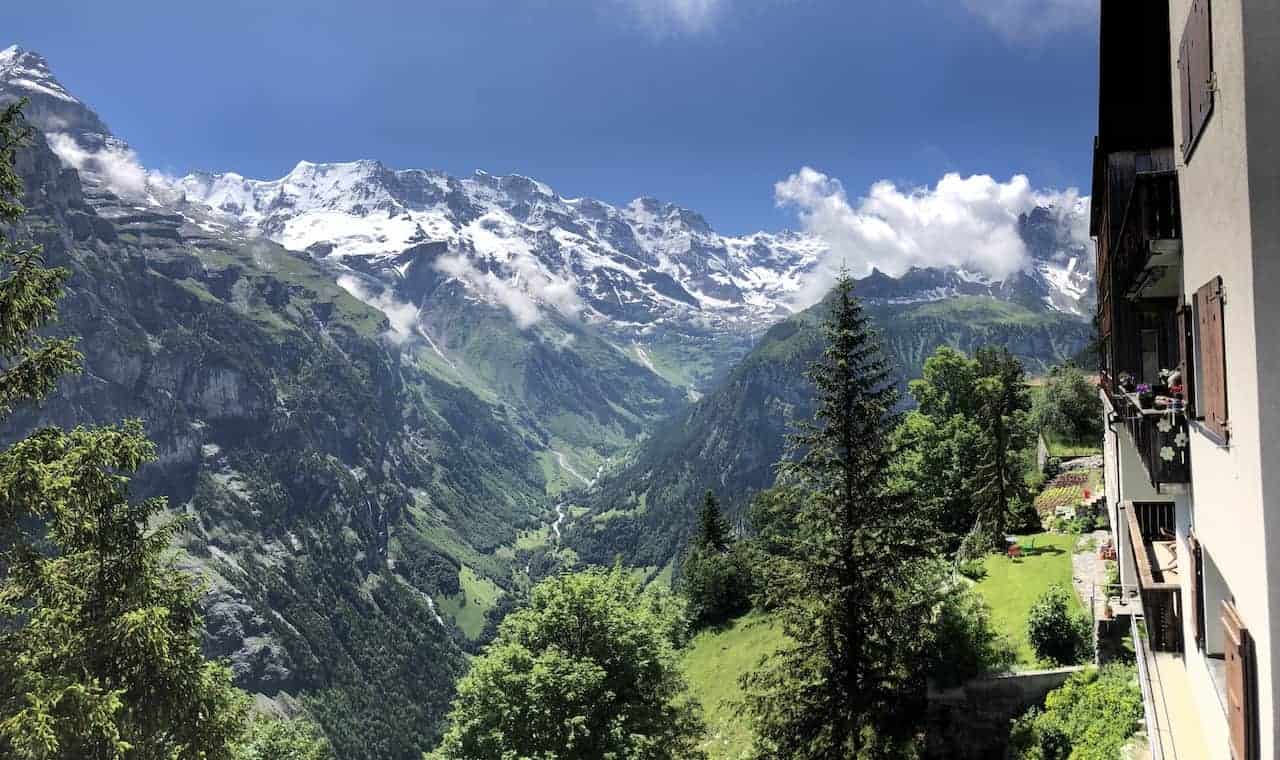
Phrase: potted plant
[
  {"left": 1137, "top": 383, "right": 1155, "bottom": 409},
  {"left": 1118, "top": 371, "right": 1136, "bottom": 393}
]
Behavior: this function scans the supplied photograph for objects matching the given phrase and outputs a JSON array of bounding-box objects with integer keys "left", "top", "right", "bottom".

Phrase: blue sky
[{"left": 8, "top": 0, "right": 1098, "bottom": 234}]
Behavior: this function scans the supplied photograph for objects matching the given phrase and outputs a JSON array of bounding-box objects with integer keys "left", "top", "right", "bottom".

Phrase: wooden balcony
[
  {"left": 1124, "top": 501, "right": 1182, "bottom": 652},
  {"left": 1108, "top": 390, "right": 1191, "bottom": 487}
]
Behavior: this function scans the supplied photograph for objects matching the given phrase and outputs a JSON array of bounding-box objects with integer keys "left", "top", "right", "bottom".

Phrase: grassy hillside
[{"left": 681, "top": 612, "right": 785, "bottom": 759}]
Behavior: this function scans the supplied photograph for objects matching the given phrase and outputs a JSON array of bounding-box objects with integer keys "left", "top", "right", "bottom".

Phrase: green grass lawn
[
  {"left": 972, "top": 531, "right": 1084, "bottom": 667},
  {"left": 436, "top": 565, "right": 503, "bottom": 640},
  {"left": 681, "top": 612, "right": 785, "bottom": 759},
  {"left": 1044, "top": 430, "right": 1102, "bottom": 458}
]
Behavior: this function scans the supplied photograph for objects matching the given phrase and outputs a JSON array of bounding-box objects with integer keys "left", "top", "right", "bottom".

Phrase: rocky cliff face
[{"left": 5, "top": 122, "right": 550, "bottom": 759}]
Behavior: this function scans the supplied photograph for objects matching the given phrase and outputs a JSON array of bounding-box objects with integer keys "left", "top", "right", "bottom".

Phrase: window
[
  {"left": 1195, "top": 277, "right": 1228, "bottom": 442},
  {"left": 1178, "top": 0, "right": 1215, "bottom": 161}
]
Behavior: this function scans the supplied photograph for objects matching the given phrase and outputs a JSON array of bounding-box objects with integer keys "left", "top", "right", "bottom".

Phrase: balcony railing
[{"left": 1109, "top": 390, "right": 1191, "bottom": 487}]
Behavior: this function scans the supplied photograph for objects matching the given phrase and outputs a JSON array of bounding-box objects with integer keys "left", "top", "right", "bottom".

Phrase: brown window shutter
[
  {"left": 1180, "top": 0, "right": 1215, "bottom": 161},
  {"left": 1223, "top": 601, "right": 1256, "bottom": 760},
  {"left": 1196, "top": 277, "right": 1229, "bottom": 441},
  {"left": 1187, "top": 533, "right": 1204, "bottom": 650}
]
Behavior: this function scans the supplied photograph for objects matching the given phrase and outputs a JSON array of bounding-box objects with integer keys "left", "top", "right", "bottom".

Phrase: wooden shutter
[
  {"left": 1187, "top": 532, "right": 1204, "bottom": 650},
  {"left": 1196, "top": 277, "right": 1229, "bottom": 441},
  {"left": 1223, "top": 601, "right": 1256, "bottom": 760},
  {"left": 1180, "top": 0, "right": 1215, "bottom": 161}
]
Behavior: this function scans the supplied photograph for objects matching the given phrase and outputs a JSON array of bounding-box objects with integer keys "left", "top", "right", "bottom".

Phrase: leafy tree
[
  {"left": 966, "top": 347, "right": 1034, "bottom": 554},
  {"left": 234, "top": 715, "right": 333, "bottom": 760},
  {"left": 889, "top": 409, "right": 983, "bottom": 549},
  {"left": 908, "top": 345, "right": 979, "bottom": 421},
  {"left": 1033, "top": 363, "right": 1102, "bottom": 443},
  {"left": 1026, "top": 586, "right": 1091, "bottom": 666},
  {"left": 0, "top": 100, "right": 249, "bottom": 759},
  {"left": 741, "top": 273, "right": 937, "bottom": 758},
  {"left": 430, "top": 568, "right": 706, "bottom": 760}
]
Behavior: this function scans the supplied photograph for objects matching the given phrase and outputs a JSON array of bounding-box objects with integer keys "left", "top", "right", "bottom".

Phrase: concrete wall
[
  {"left": 1165, "top": 0, "right": 1279, "bottom": 755},
  {"left": 924, "top": 667, "right": 1085, "bottom": 759}
]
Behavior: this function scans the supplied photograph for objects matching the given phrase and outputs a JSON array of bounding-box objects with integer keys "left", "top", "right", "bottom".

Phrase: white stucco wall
[{"left": 1166, "top": 0, "right": 1280, "bottom": 756}]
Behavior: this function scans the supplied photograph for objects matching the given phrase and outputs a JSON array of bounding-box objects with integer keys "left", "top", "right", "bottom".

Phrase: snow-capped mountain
[
  {"left": 173, "top": 160, "right": 826, "bottom": 337},
  {"left": 1, "top": 43, "right": 1093, "bottom": 370}
]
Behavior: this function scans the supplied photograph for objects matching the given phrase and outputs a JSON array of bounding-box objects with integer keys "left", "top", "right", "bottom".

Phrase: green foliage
[
  {"left": 1008, "top": 667, "right": 1143, "bottom": 760},
  {"left": 896, "top": 345, "right": 1036, "bottom": 557},
  {"left": 0, "top": 100, "right": 80, "bottom": 419},
  {"left": 967, "top": 347, "right": 1035, "bottom": 554},
  {"left": 922, "top": 572, "right": 1017, "bottom": 688},
  {"left": 694, "top": 491, "right": 732, "bottom": 553},
  {"left": 431, "top": 568, "right": 706, "bottom": 760},
  {"left": 957, "top": 558, "right": 988, "bottom": 581},
  {"left": 680, "top": 492, "right": 753, "bottom": 629},
  {"left": 234, "top": 715, "right": 334, "bottom": 760},
  {"left": 1026, "top": 586, "right": 1092, "bottom": 666},
  {"left": 1032, "top": 364, "right": 1102, "bottom": 445},
  {"left": 0, "top": 102, "right": 248, "bottom": 759},
  {"left": 741, "top": 274, "right": 937, "bottom": 759}
]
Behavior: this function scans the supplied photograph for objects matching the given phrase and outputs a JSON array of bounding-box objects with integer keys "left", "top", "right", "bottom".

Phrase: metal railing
[{"left": 1133, "top": 616, "right": 1170, "bottom": 760}]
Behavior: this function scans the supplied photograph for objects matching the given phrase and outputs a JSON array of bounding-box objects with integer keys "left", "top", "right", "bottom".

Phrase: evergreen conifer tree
[
  {"left": 966, "top": 347, "right": 1033, "bottom": 554},
  {"left": 741, "top": 272, "right": 937, "bottom": 758},
  {"left": 693, "top": 490, "right": 731, "bottom": 552},
  {"left": 0, "top": 100, "right": 250, "bottom": 760}
]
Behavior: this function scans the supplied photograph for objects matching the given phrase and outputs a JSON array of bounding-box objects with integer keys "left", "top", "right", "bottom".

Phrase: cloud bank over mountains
[{"left": 775, "top": 167, "right": 1088, "bottom": 306}]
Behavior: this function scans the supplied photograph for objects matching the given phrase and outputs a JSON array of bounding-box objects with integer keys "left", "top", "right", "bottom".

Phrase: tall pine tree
[
  {"left": 693, "top": 490, "right": 731, "bottom": 553},
  {"left": 0, "top": 101, "right": 250, "bottom": 759},
  {"left": 742, "top": 273, "right": 937, "bottom": 758},
  {"left": 965, "top": 347, "right": 1033, "bottom": 554}
]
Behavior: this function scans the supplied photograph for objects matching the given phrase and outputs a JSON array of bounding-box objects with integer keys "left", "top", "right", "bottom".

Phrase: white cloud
[
  {"left": 46, "top": 133, "right": 164, "bottom": 199},
  {"left": 619, "top": 0, "right": 727, "bottom": 34},
  {"left": 960, "top": 0, "right": 1097, "bottom": 43},
  {"left": 434, "top": 253, "right": 583, "bottom": 330},
  {"left": 776, "top": 167, "right": 1084, "bottom": 307},
  {"left": 335, "top": 274, "right": 422, "bottom": 344}
]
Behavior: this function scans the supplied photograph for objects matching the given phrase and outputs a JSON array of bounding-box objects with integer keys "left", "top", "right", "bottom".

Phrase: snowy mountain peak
[
  {"left": 1, "top": 46, "right": 1095, "bottom": 337},
  {"left": 0, "top": 46, "right": 78, "bottom": 104}
]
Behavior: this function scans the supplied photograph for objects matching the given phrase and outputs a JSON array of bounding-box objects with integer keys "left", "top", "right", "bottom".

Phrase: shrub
[
  {"left": 1103, "top": 561, "right": 1120, "bottom": 591},
  {"left": 1027, "top": 586, "right": 1092, "bottom": 665},
  {"left": 1009, "top": 666, "right": 1143, "bottom": 759},
  {"left": 680, "top": 543, "right": 754, "bottom": 628},
  {"left": 925, "top": 579, "right": 1017, "bottom": 687},
  {"left": 957, "top": 558, "right": 988, "bottom": 581}
]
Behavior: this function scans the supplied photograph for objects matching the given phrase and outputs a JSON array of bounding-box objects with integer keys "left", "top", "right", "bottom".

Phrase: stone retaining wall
[{"left": 925, "top": 666, "right": 1087, "bottom": 758}]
